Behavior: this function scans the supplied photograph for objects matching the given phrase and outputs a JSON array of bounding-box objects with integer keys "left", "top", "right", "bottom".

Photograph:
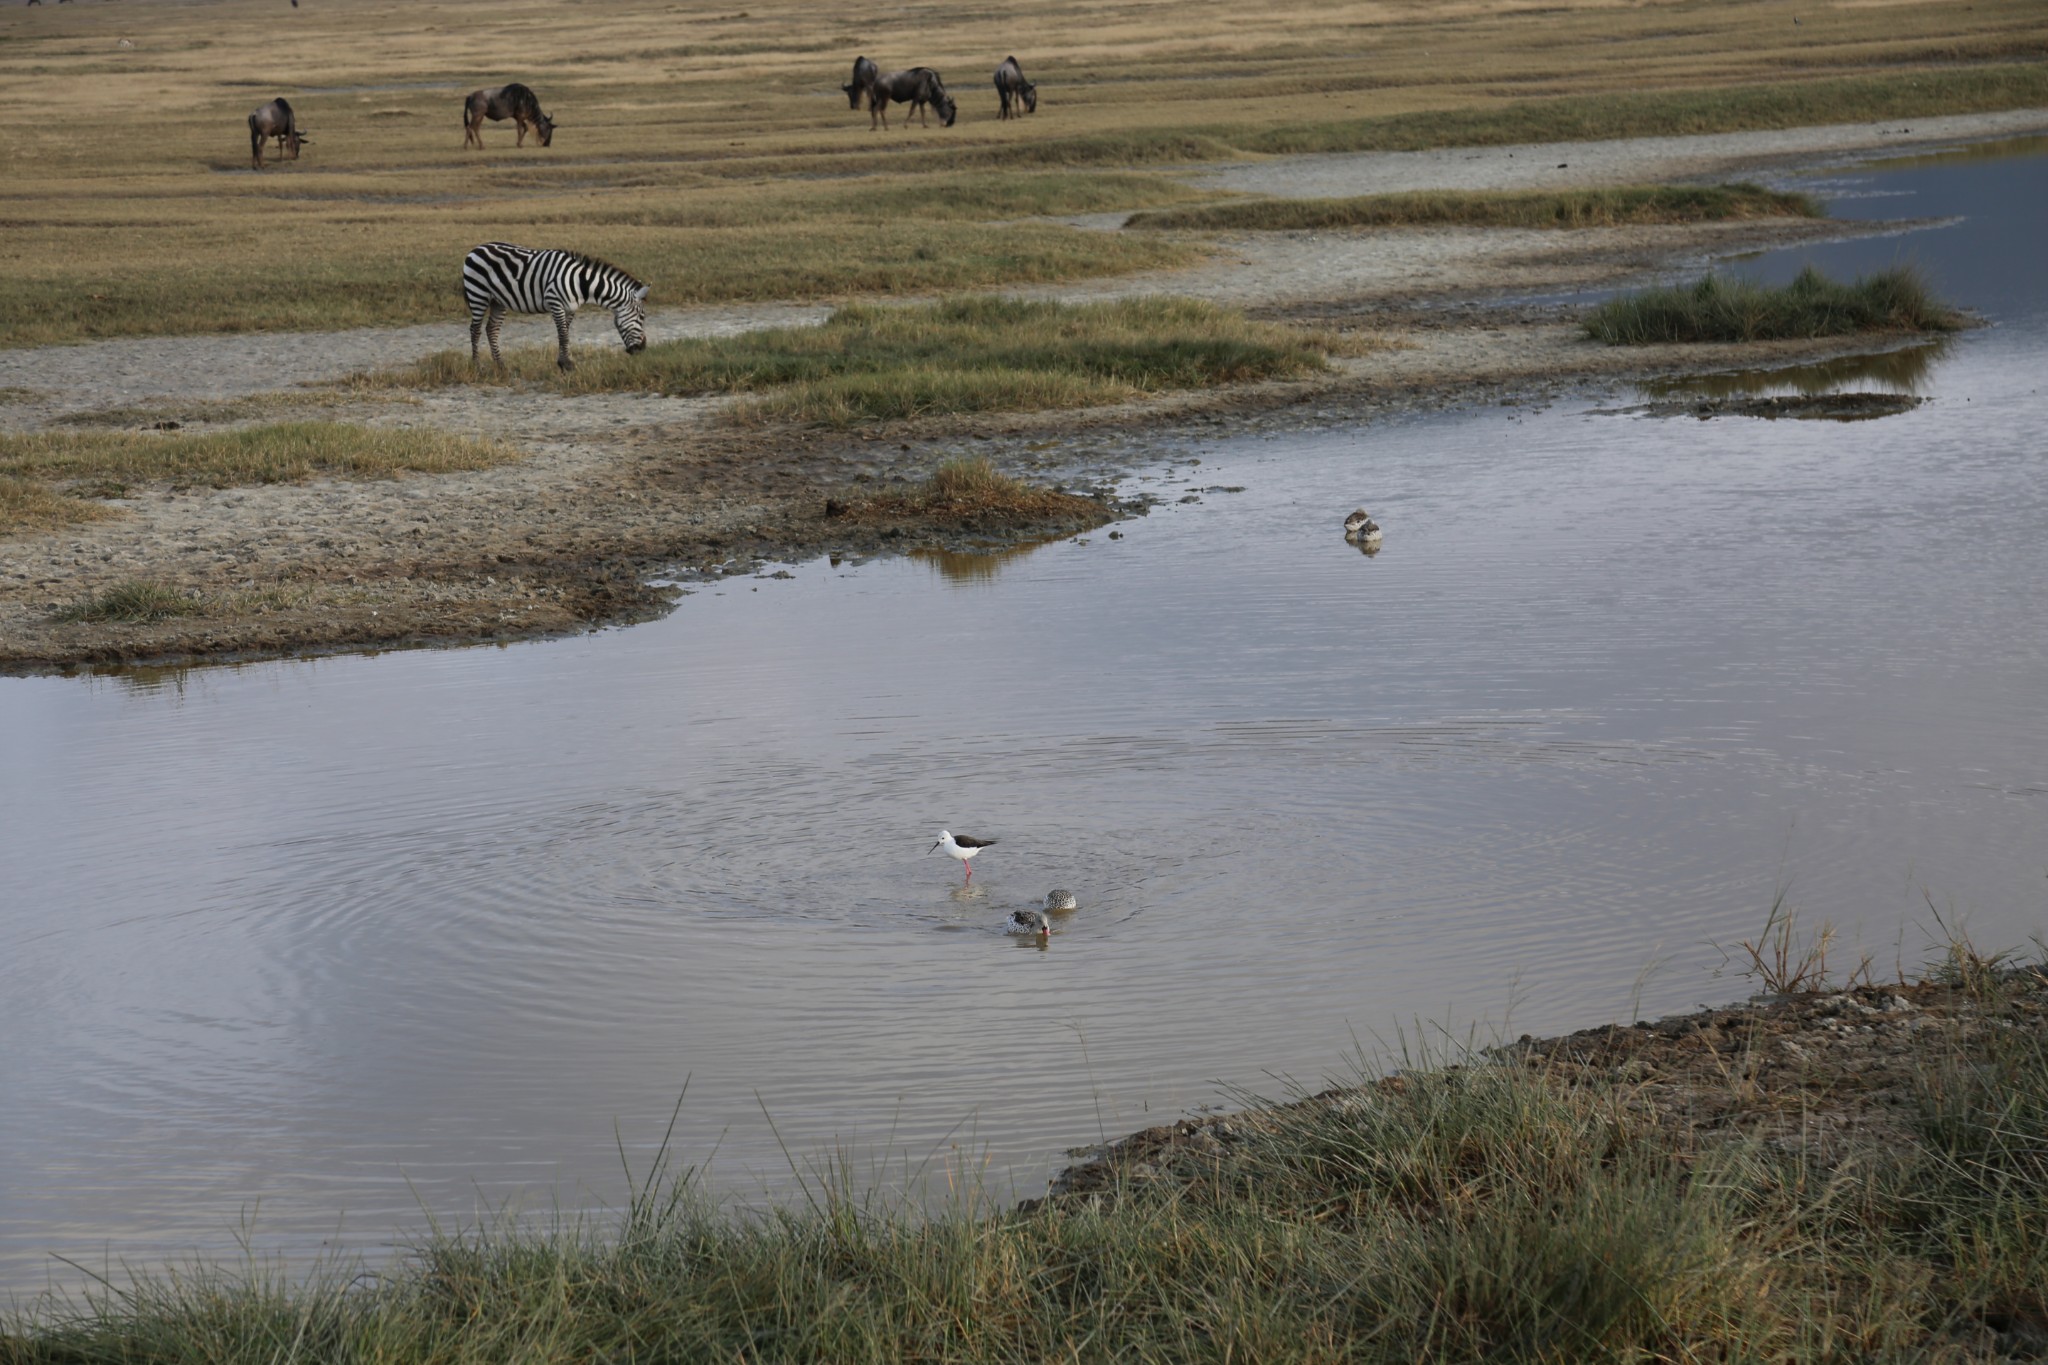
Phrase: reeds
[{"left": 1584, "top": 265, "right": 1964, "bottom": 344}]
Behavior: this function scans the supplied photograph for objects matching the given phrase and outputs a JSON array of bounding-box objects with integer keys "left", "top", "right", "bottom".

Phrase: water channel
[{"left": 3, "top": 139, "right": 2044, "bottom": 1293}]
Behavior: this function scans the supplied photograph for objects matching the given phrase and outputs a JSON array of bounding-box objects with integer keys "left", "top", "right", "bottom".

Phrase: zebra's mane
[{"left": 558, "top": 248, "right": 645, "bottom": 292}]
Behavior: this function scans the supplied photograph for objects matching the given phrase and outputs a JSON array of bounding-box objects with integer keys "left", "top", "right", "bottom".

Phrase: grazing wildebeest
[
  {"left": 248, "top": 98, "right": 305, "bottom": 170},
  {"left": 462, "top": 242, "right": 647, "bottom": 372},
  {"left": 463, "top": 83, "right": 555, "bottom": 149},
  {"left": 841, "top": 55, "right": 878, "bottom": 111},
  {"left": 868, "top": 67, "right": 955, "bottom": 130},
  {"left": 993, "top": 56, "right": 1036, "bottom": 120}
]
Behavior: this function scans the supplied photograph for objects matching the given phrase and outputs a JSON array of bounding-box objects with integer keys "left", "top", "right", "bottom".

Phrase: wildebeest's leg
[
  {"left": 515, "top": 117, "right": 527, "bottom": 148},
  {"left": 485, "top": 304, "right": 508, "bottom": 369},
  {"left": 549, "top": 302, "right": 578, "bottom": 370}
]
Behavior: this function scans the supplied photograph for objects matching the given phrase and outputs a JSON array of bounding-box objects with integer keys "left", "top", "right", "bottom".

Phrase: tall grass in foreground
[
  {"left": 1585, "top": 266, "right": 1963, "bottom": 344},
  {"left": 397, "top": 297, "right": 1340, "bottom": 426},
  {"left": 1126, "top": 183, "right": 1821, "bottom": 232},
  {"left": 8, "top": 969, "right": 2045, "bottom": 1363}
]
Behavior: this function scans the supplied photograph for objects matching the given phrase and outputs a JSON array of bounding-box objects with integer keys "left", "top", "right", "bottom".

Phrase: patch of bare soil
[{"left": 6, "top": 113, "right": 2034, "bottom": 672}]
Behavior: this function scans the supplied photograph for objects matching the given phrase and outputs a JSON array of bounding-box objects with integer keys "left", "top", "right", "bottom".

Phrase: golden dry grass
[
  {"left": 0, "top": 422, "right": 521, "bottom": 536},
  {"left": 1, "top": 0, "right": 2041, "bottom": 346},
  {"left": 838, "top": 455, "right": 1107, "bottom": 523},
  {"left": 0, "top": 474, "right": 122, "bottom": 535},
  {"left": 0, "top": 422, "right": 519, "bottom": 487}
]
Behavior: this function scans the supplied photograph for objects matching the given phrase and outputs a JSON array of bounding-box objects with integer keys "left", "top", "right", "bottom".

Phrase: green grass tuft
[
  {"left": 1585, "top": 265, "right": 1964, "bottom": 344},
  {"left": 394, "top": 297, "right": 1339, "bottom": 426},
  {"left": 51, "top": 580, "right": 206, "bottom": 625},
  {"left": 1127, "top": 183, "right": 1821, "bottom": 232}
]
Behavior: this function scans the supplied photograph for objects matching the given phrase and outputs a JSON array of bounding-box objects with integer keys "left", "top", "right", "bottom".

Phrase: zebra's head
[{"left": 614, "top": 285, "right": 648, "bottom": 354}]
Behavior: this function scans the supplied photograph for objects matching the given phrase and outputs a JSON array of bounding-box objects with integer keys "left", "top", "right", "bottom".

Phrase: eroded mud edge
[{"left": 0, "top": 306, "right": 1960, "bottom": 675}]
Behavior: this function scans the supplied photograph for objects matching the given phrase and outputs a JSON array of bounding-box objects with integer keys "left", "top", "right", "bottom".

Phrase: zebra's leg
[
  {"left": 550, "top": 302, "right": 578, "bottom": 370},
  {"left": 486, "top": 304, "right": 507, "bottom": 370},
  {"left": 469, "top": 303, "right": 485, "bottom": 368}
]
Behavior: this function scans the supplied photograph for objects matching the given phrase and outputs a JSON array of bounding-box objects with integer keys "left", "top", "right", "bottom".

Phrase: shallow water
[{"left": 4, "top": 143, "right": 2047, "bottom": 1293}]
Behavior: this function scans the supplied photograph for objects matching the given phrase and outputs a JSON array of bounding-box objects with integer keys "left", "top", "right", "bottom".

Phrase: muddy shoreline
[{"left": 5, "top": 112, "right": 2040, "bottom": 674}]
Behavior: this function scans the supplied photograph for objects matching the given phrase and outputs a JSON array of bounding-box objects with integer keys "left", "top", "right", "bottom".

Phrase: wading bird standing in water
[{"left": 931, "top": 829, "right": 995, "bottom": 882}]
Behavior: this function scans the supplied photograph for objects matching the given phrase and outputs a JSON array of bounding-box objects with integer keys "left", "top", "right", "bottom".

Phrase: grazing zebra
[{"left": 461, "top": 242, "right": 648, "bottom": 372}]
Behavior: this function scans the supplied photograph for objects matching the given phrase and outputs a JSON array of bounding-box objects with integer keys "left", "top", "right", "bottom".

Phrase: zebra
[{"left": 461, "top": 242, "right": 648, "bottom": 372}]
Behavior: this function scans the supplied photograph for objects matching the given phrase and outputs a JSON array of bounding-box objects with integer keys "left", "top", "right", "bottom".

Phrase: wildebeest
[
  {"left": 841, "top": 55, "right": 878, "bottom": 111},
  {"left": 463, "top": 83, "right": 555, "bottom": 149},
  {"left": 867, "top": 68, "right": 955, "bottom": 130},
  {"left": 248, "top": 98, "right": 305, "bottom": 170},
  {"left": 994, "top": 56, "right": 1036, "bottom": 119}
]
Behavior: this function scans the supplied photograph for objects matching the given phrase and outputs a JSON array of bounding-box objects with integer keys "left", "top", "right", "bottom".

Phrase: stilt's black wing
[{"left": 953, "top": 835, "right": 997, "bottom": 849}]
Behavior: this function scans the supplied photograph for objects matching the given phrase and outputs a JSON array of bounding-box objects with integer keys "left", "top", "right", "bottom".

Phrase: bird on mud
[
  {"left": 931, "top": 829, "right": 996, "bottom": 882},
  {"left": 1008, "top": 907, "right": 1052, "bottom": 944},
  {"left": 1343, "top": 508, "right": 1383, "bottom": 550},
  {"left": 1043, "top": 889, "right": 1079, "bottom": 912}
]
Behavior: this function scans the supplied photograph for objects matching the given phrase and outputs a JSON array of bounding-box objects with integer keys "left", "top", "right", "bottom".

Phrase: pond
[{"left": 3, "top": 139, "right": 2044, "bottom": 1293}]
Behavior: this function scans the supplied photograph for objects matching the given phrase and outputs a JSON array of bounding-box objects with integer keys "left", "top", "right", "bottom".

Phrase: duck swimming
[
  {"left": 1008, "top": 908, "right": 1052, "bottom": 943},
  {"left": 1343, "top": 508, "right": 1382, "bottom": 548},
  {"left": 1044, "top": 889, "right": 1079, "bottom": 912}
]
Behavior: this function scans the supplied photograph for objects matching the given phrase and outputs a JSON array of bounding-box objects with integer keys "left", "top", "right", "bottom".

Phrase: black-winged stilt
[{"left": 931, "top": 829, "right": 996, "bottom": 882}]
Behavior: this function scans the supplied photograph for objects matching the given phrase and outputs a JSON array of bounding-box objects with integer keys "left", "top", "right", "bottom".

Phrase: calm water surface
[{"left": 3, "top": 143, "right": 2045, "bottom": 1292}]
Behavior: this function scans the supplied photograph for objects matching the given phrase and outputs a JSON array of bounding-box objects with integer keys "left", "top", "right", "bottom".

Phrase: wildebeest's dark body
[
  {"left": 463, "top": 83, "right": 555, "bottom": 149},
  {"left": 994, "top": 56, "right": 1036, "bottom": 119},
  {"left": 247, "top": 97, "right": 305, "bottom": 170},
  {"left": 868, "top": 68, "right": 956, "bottom": 130},
  {"left": 842, "top": 55, "right": 879, "bottom": 111}
]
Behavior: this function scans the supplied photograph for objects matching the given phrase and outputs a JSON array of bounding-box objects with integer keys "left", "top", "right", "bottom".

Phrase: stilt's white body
[{"left": 931, "top": 829, "right": 996, "bottom": 882}]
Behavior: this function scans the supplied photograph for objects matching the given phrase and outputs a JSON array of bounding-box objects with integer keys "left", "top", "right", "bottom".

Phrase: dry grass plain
[{"left": 1, "top": 0, "right": 2044, "bottom": 345}]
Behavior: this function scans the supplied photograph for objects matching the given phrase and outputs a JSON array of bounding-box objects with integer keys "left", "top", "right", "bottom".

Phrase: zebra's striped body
[{"left": 462, "top": 242, "right": 648, "bottom": 371}]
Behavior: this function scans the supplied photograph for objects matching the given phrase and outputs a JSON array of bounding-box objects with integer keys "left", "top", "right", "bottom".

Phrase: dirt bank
[{"left": 5, "top": 112, "right": 2037, "bottom": 672}]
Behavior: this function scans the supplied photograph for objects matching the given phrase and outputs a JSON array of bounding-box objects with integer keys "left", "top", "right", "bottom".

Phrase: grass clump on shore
[
  {"left": 0, "top": 423, "right": 519, "bottom": 491},
  {"left": 1127, "top": 183, "right": 1820, "bottom": 232},
  {"left": 1585, "top": 265, "right": 1964, "bottom": 344},
  {"left": 8, "top": 959, "right": 2045, "bottom": 1363},
  {"left": 399, "top": 297, "right": 1339, "bottom": 426},
  {"left": 835, "top": 456, "right": 1107, "bottom": 527},
  {"left": 51, "top": 581, "right": 206, "bottom": 625},
  {"left": 0, "top": 475, "right": 121, "bottom": 535}
]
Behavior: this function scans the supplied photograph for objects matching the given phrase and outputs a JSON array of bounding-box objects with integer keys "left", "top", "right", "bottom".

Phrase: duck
[
  {"left": 1044, "top": 889, "right": 1079, "bottom": 912},
  {"left": 1008, "top": 907, "right": 1052, "bottom": 943},
  {"left": 1343, "top": 508, "right": 1383, "bottom": 548}
]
